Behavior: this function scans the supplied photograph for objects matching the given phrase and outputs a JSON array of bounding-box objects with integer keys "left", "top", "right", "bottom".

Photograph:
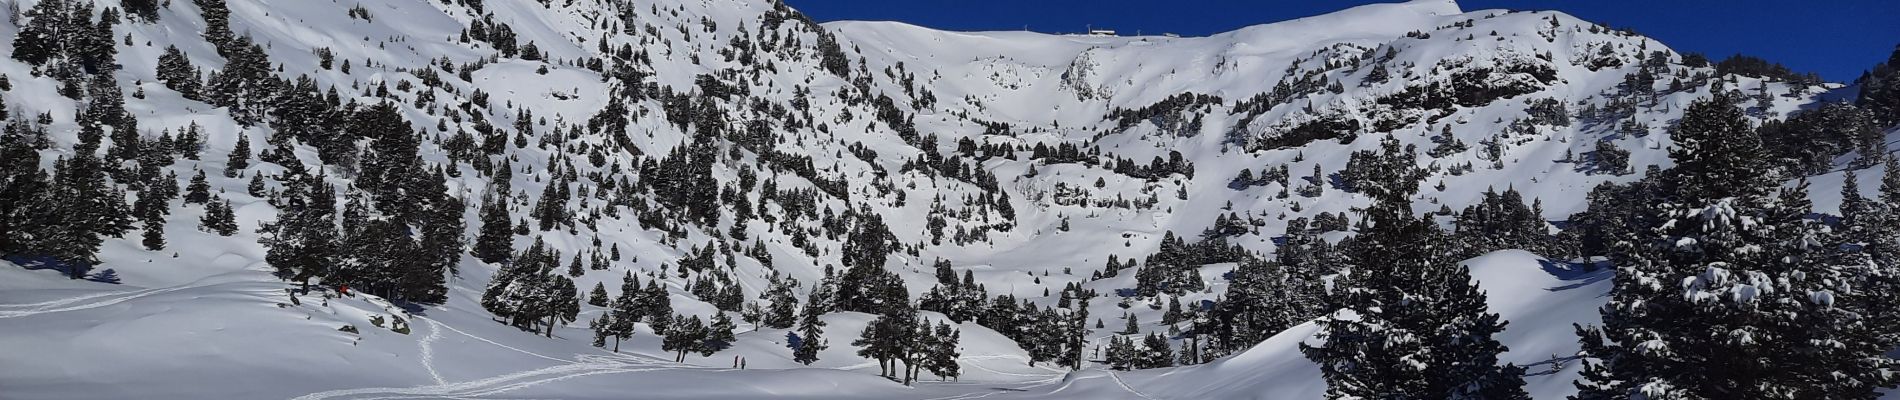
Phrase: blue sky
[{"left": 790, "top": 0, "right": 1899, "bottom": 82}]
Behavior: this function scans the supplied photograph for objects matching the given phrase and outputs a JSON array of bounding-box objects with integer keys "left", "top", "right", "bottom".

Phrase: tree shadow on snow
[
  {"left": 1539, "top": 258, "right": 1611, "bottom": 294},
  {"left": 391, "top": 301, "right": 428, "bottom": 316},
  {"left": 3, "top": 255, "right": 122, "bottom": 284}
]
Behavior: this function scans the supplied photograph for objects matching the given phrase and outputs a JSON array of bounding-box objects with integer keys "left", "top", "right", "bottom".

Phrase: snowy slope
[{"left": 0, "top": 0, "right": 1859, "bottom": 398}]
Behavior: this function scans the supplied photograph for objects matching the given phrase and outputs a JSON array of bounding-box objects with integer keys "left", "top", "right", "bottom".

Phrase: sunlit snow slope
[{"left": 0, "top": 0, "right": 1856, "bottom": 398}]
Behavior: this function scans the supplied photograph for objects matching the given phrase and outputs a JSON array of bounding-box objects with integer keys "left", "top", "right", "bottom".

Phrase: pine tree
[
  {"left": 200, "top": 198, "right": 238, "bottom": 236},
  {"left": 0, "top": 117, "right": 50, "bottom": 257},
  {"left": 836, "top": 213, "right": 895, "bottom": 313},
  {"left": 178, "top": 122, "right": 204, "bottom": 160},
  {"left": 542, "top": 275, "right": 579, "bottom": 337},
  {"left": 338, "top": 212, "right": 420, "bottom": 300},
  {"left": 351, "top": 102, "right": 423, "bottom": 213},
  {"left": 1138, "top": 333, "right": 1173, "bottom": 369},
  {"left": 589, "top": 314, "right": 610, "bottom": 348},
  {"left": 415, "top": 173, "right": 465, "bottom": 281},
  {"left": 603, "top": 272, "right": 640, "bottom": 352},
  {"left": 123, "top": 0, "right": 160, "bottom": 22},
  {"left": 924, "top": 321, "right": 961, "bottom": 381},
  {"left": 1106, "top": 335, "right": 1137, "bottom": 370},
  {"left": 793, "top": 299, "right": 828, "bottom": 365},
  {"left": 705, "top": 312, "right": 737, "bottom": 354},
  {"left": 246, "top": 172, "right": 266, "bottom": 197},
  {"left": 9, "top": 0, "right": 63, "bottom": 66},
  {"left": 1575, "top": 94, "right": 1898, "bottom": 398},
  {"left": 184, "top": 169, "right": 211, "bottom": 204},
  {"left": 664, "top": 314, "right": 707, "bottom": 362},
  {"left": 588, "top": 282, "right": 610, "bottom": 307},
  {"left": 259, "top": 173, "right": 338, "bottom": 292},
  {"left": 1301, "top": 136, "right": 1524, "bottom": 399},
  {"left": 155, "top": 46, "right": 201, "bottom": 99},
  {"left": 194, "top": 0, "right": 234, "bottom": 50},
  {"left": 854, "top": 307, "right": 919, "bottom": 382},
  {"left": 1434, "top": 259, "right": 1529, "bottom": 399},
  {"left": 762, "top": 273, "right": 799, "bottom": 329},
  {"left": 640, "top": 279, "right": 675, "bottom": 333},
  {"left": 481, "top": 239, "right": 538, "bottom": 326},
  {"left": 224, "top": 134, "right": 250, "bottom": 178},
  {"left": 136, "top": 194, "right": 168, "bottom": 251},
  {"left": 39, "top": 121, "right": 133, "bottom": 279},
  {"left": 205, "top": 36, "right": 274, "bottom": 126},
  {"left": 472, "top": 191, "right": 514, "bottom": 264},
  {"left": 1857, "top": 44, "right": 1900, "bottom": 126}
]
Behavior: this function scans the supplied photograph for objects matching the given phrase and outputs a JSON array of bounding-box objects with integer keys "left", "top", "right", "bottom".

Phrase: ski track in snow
[
  {"left": 296, "top": 313, "right": 715, "bottom": 400},
  {"left": 417, "top": 319, "right": 447, "bottom": 385},
  {"left": 0, "top": 288, "right": 139, "bottom": 309},
  {"left": 917, "top": 374, "right": 1065, "bottom": 400},
  {"left": 0, "top": 284, "right": 197, "bottom": 319},
  {"left": 414, "top": 315, "right": 574, "bottom": 364},
  {"left": 289, "top": 361, "right": 675, "bottom": 400},
  {"left": 961, "top": 359, "right": 1064, "bottom": 379},
  {"left": 1106, "top": 370, "right": 1156, "bottom": 400}
]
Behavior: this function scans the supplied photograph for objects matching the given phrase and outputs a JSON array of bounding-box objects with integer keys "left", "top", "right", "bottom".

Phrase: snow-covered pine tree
[
  {"left": 155, "top": 46, "right": 202, "bottom": 100},
  {"left": 1301, "top": 136, "right": 1524, "bottom": 399},
  {"left": 260, "top": 172, "right": 338, "bottom": 292},
  {"left": 1576, "top": 93, "right": 1897, "bottom": 398},
  {"left": 205, "top": 36, "right": 274, "bottom": 126},
  {"left": 1432, "top": 255, "right": 1529, "bottom": 399},
  {"left": 1453, "top": 187, "right": 1553, "bottom": 256},
  {"left": 541, "top": 275, "right": 579, "bottom": 337},
  {"left": 122, "top": 0, "right": 159, "bottom": 22},
  {"left": 1859, "top": 156, "right": 1900, "bottom": 344},
  {"left": 1857, "top": 44, "right": 1900, "bottom": 126},
  {"left": 531, "top": 174, "right": 567, "bottom": 231},
  {"left": 762, "top": 272, "right": 799, "bottom": 329},
  {"left": 1138, "top": 333, "right": 1173, "bottom": 369},
  {"left": 1105, "top": 335, "right": 1136, "bottom": 370}
]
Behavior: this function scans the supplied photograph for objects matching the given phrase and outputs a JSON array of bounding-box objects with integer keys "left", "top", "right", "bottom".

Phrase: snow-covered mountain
[{"left": 0, "top": 0, "right": 1886, "bottom": 398}]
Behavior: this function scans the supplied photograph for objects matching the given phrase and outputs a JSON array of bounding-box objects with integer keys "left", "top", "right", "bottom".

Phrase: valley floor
[{"left": 1, "top": 250, "right": 1615, "bottom": 399}]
